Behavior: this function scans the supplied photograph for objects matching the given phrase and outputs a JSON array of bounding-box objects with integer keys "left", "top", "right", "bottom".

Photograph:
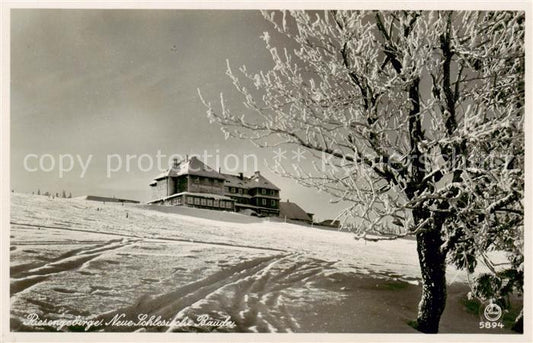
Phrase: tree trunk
[{"left": 414, "top": 225, "right": 447, "bottom": 333}]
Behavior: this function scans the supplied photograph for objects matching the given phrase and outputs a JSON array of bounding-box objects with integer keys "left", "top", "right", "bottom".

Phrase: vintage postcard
[{"left": 1, "top": 1, "right": 531, "bottom": 342}]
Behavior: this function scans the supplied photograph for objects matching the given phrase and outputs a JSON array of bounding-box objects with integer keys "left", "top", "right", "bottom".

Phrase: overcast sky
[{"left": 11, "top": 9, "right": 347, "bottom": 221}]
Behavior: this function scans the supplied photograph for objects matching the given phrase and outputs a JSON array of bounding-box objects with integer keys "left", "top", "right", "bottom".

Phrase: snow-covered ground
[{"left": 10, "top": 193, "right": 511, "bottom": 333}]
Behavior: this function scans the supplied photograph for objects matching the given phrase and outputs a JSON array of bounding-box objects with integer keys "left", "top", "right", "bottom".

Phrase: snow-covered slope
[
  {"left": 11, "top": 193, "right": 425, "bottom": 280},
  {"left": 10, "top": 193, "right": 506, "bottom": 333}
]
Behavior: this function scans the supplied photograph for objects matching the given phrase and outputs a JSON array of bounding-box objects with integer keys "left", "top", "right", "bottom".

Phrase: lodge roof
[
  {"left": 222, "top": 173, "right": 248, "bottom": 188},
  {"left": 220, "top": 172, "right": 280, "bottom": 191},
  {"left": 154, "top": 156, "right": 225, "bottom": 181},
  {"left": 247, "top": 172, "right": 281, "bottom": 191},
  {"left": 150, "top": 157, "right": 280, "bottom": 191}
]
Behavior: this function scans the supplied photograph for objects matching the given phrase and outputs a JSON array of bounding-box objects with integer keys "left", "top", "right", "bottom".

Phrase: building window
[
  {"left": 271, "top": 200, "right": 276, "bottom": 207},
  {"left": 187, "top": 197, "right": 193, "bottom": 204},
  {"left": 177, "top": 197, "right": 182, "bottom": 205},
  {"left": 231, "top": 187, "right": 235, "bottom": 193},
  {"left": 238, "top": 188, "right": 242, "bottom": 194},
  {"left": 225, "top": 187, "right": 230, "bottom": 193},
  {"left": 194, "top": 197, "right": 200, "bottom": 205},
  {"left": 271, "top": 190, "right": 276, "bottom": 196},
  {"left": 261, "top": 189, "right": 266, "bottom": 195},
  {"left": 226, "top": 202, "right": 232, "bottom": 209},
  {"left": 262, "top": 199, "right": 267, "bottom": 206},
  {"left": 214, "top": 200, "right": 219, "bottom": 207},
  {"left": 193, "top": 177, "right": 199, "bottom": 184},
  {"left": 201, "top": 198, "right": 207, "bottom": 206},
  {"left": 207, "top": 199, "right": 213, "bottom": 207}
]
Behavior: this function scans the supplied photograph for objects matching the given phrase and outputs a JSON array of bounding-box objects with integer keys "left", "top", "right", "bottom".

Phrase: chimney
[
  {"left": 254, "top": 171, "right": 260, "bottom": 177},
  {"left": 239, "top": 172, "right": 243, "bottom": 180},
  {"left": 172, "top": 158, "right": 179, "bottom": 168}
]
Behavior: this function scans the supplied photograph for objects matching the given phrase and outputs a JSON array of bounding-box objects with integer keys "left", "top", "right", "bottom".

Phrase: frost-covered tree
[{"left": 199, "top": 10, "right": 524, "bottom": 332}]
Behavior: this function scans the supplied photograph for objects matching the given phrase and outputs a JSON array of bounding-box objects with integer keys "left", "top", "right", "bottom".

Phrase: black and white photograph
[{"left": 2, "top": 1, "right": 531, "bottom": 341}]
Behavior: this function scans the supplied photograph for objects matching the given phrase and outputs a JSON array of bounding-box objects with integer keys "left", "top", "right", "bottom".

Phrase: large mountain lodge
[{"left": 148, "top": 156, "right": 280, "bottom": 216}]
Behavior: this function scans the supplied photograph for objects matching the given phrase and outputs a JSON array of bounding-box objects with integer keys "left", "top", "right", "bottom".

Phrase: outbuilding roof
[{"left": 279, "top": 201, "right": 313, "bottom": 222}]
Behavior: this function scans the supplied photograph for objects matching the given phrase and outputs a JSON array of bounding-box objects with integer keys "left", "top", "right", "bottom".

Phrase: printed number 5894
[{"left": 479, "top": 321, "right": 504, "bottom": 329}]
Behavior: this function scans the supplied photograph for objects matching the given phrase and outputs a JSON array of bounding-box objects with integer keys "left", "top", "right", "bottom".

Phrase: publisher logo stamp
[
  {"left": 479, "top": 300, "right": 504, "bottom": 329},
  {"left": 483, "top": 302, "right": 502, "bottom": 322}
]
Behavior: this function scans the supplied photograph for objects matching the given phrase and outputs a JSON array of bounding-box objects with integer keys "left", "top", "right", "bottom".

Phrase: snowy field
[{"left": 9, "top": 193, "right": 513, "bottom": 333}]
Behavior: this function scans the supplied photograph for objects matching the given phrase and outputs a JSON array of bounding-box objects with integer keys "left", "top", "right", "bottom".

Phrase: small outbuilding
[
  {"left": 75, "top": 195, "right": 140, "bottom": 204},
  {"left": 279, "top": 200, "right": 314, "bottom": 224},
  {"left": 317, "top": 219, "right": 341, "bottom": 228}
]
